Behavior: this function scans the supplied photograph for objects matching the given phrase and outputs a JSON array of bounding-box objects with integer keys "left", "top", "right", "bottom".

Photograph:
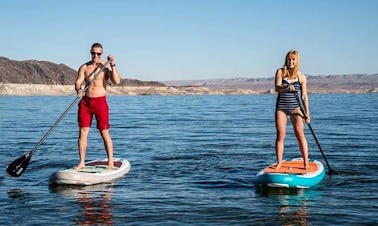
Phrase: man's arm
[
  {"left": 75, "top": 65, "right": 86, "bottom": 95},
  {"left": 109, "top": 64, "right": 121, "bottom": 85},
  {"left": 107, "top": 55, "right": 121, "bottom": 85}
]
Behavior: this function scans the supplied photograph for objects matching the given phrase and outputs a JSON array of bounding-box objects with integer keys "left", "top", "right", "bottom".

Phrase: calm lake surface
[{"left": 0, "top": 94, "right": 377, "bottom": 225}]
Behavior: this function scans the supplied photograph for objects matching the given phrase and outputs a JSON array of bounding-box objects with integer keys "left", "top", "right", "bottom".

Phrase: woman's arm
[{"left": 275, "top": 68, "right": 292, "bottom": 92}]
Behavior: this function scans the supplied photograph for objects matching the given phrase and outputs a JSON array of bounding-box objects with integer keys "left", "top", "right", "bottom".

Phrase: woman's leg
[
  {"left": 291, "top": 111, "right": 309, "bottom": 169},
  {"left": 275, "top": 110, "right": 287, "bottom": 169}
]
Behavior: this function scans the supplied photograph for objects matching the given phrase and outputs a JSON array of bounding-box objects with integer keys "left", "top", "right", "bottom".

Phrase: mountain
[
  {"left": 0, "top": 57, "right": 76, "bottom": 85},
  {"left": 0, "top": 57, "right": 165, "bottom": 87}
]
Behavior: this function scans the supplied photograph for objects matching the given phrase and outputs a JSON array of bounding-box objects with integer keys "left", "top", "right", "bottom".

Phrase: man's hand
[
  {"left": 107, "top": 55, "right": 116, "bottom": 66},
  {"left": 77, "top": 89, "right": 84, "bottom": 97}
]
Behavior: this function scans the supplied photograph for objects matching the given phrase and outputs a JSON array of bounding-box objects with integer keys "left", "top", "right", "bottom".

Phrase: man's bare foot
[
  {"left": 74, "top": 163, "right": 85, "bottom": 170},
  {"left": 107, "top": 162, "right": 114, "bottom": 170}
]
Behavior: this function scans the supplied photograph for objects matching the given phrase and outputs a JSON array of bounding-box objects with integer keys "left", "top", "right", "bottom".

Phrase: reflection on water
[
  {"left": 7, "top": 188, "right": 32, "bottom": 206},
  {"left": 7, "top": 188, "right": 29, "bottom": 199},
  {"left": 256, "top": 187, "right": 322, "bottom": 226},
  {"left": 49, "top": 183, "right": 114, "bottom": 225}
]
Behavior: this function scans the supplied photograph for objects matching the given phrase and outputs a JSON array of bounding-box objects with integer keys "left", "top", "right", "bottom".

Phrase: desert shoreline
[{"left": 0, "top": 83, "right": 377, "bottom": 96}]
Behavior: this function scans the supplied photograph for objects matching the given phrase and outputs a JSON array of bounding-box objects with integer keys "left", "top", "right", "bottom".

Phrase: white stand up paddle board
[{"left": 49, "top": 158, "right": 131, "bottom": 186}]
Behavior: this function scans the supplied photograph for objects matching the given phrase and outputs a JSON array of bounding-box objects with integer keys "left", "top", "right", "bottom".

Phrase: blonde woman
[{"left": 274, "top": 50, "right": 310, "bottom": 170}]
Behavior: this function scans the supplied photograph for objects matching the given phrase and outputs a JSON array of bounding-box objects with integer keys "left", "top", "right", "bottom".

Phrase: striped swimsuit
[{"left": 276, "top": 78, "right": 301, "bottom": 115}]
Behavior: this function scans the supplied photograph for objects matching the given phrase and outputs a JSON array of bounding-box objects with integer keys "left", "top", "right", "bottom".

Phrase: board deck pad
[
  {"left": 86, "top": 161, "right": 123, "bottom": 167},
  {"left": 73, "top": 161, "right": 123, "bottom": 173},
  {"left": 75, "top": 166, "right": 118, "bottom": 173},
  {"left": 264, "top": 160, "right": 318, "bottom": 175}
]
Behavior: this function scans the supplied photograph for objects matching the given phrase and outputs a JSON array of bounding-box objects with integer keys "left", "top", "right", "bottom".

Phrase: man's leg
[
  {"left": 100, "top": 129, "right": 114, "bottom": 169},
  {"left": 76, "top": 127, "right": 90, "bottom": 169}
]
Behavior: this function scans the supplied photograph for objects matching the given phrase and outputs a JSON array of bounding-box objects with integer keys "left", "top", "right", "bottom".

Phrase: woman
[{"left": 274, "top": 50, "right": 310, "bottom": 169}]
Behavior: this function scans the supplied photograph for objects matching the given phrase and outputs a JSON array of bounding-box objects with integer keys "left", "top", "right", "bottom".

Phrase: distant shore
[
  {"left": 0, "top": 83, "right": 262, "bottom": 96},
  {"left": 0, "top": 83, "right": 377, "bottom": 96}
]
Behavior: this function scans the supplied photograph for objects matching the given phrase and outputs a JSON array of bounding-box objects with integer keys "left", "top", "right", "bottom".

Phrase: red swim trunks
[{"left": 78, "top": 96, "right": 110, "bottom": 130}]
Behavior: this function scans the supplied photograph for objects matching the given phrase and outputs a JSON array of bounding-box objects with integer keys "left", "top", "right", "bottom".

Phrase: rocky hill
[
  {"left": 0, "top": 57, "right": 165, "bottom": 87},
  {"left": 0, "top": 57, "right": 76, "bottom": 85}
]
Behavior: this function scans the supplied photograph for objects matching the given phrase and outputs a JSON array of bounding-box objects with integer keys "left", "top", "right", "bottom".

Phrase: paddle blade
[{"left": 6, "top": 152, "right": 32, "bottom": 177}]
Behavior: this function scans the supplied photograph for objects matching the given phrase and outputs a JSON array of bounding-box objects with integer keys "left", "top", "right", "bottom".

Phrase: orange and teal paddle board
[{"left": 254, "top": 158, "right": 325, "bottom": 188}]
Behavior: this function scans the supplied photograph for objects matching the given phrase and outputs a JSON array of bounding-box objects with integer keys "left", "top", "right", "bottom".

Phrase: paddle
[
  {"left": 6, "top": 61, "right": 109, "bottom": 177},
  {"left": 294, "top": 91, "right": 337, "bottom": 175}
]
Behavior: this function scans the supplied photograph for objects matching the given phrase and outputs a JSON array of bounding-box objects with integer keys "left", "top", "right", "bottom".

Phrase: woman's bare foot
[
  {"left": 273, "top": 161, "right": 283, "bottom": 169},
  {"left": 304, "top": 162, "right": 310, "bottom": 170}
]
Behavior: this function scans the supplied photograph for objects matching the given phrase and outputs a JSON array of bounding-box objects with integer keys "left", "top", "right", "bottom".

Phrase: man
[{"left": 74, "top": 42, "right": 121, "bottom": 169}]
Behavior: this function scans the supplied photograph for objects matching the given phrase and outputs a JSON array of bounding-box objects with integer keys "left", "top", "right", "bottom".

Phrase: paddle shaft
[
  {"left": 294, "top": 91, "right": 336, "bottom": 175},
  {"left": 7, "top": 61, "right": 109, "bottom": 176}
]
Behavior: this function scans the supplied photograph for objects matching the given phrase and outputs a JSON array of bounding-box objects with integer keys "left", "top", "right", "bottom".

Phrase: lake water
[{"left": 0, "top": 94, "right": 377, "bottom": 225}]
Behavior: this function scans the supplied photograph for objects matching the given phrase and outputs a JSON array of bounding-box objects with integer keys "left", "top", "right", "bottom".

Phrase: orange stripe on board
[{"left": 264, "top": 161, "right": 318, "bottom": 174}]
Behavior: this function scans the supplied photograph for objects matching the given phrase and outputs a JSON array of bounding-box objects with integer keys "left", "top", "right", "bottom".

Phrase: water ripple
[{"left": 1, "top": 94, "right": 377, "bottom": 225}]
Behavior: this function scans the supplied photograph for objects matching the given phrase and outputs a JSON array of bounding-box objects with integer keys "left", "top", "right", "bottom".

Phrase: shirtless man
[{"left": 74, "top": 42, "right": 121, "bottom": 169}]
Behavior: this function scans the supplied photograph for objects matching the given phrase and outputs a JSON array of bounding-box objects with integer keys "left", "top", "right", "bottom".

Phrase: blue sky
[{"left": 1, "top": 0, "right": 377, "bottom": 81}]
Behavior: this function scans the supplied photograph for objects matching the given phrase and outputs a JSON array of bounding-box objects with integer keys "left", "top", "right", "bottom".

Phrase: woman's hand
[{"left": 304, "top": 114, "right": 311, "bottom": 124}]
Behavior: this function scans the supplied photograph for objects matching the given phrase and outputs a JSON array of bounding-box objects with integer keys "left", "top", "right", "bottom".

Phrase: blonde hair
[{"left": 282, "top": 50, "right": 300, "bottom": 79}]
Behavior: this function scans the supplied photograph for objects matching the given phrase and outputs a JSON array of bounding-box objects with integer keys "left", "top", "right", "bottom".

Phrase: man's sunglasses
[{"left": 91, "top": 52, "right": 102, "bottom": 56}]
